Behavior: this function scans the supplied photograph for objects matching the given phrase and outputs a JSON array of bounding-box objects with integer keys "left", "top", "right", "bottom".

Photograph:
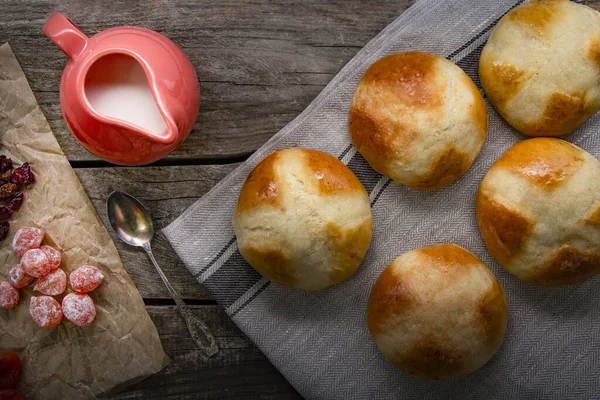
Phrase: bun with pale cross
[
  {"left": 348, "top": 51, "right": 487, "bottom": 190},
  {"left": 477, "top": 138, "right": 600, "bottom": 285},
  {"left": 233, "top": 148, "right": 373, "bottom": 291},
  {"left": 367, "top": 244, "right": 508, "bottom": 380},
  {"left": 479, "top": 0, "right": 600, "bottom": 137}
]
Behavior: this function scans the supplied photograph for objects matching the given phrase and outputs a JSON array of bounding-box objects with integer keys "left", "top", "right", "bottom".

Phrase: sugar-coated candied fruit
[
  {"left": 34, "top": 268, "right": 67, "bottom": 296},
  {"left": 29, "top": 296, "right": 62, "bottom": 329},
  {"left": 0, "top": 351, "right": 21, "bottom": 390},
  {"left": 0, "top": 282, "right": 19, "bottom": 309},
  {"left": 20, "top": 248, "right": 53, "bottom": 278},
  {"left": 62, "top": 293, "right": 96, "bottom": 327},
  {"left": 11, "top": 227, "right": 44, "bottom": 256},
  {"left": 40, "top": 245, "right": 61, "bottom": 269},
  {"left": 69, "top": 265, "right": 104, "bottom": 293},
  {"left": 7, "top": 264, "right": 33, "bottom": 289}
]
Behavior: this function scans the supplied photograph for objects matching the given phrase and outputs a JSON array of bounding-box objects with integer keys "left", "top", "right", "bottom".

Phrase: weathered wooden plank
[
  {"left": 0, "top": 0, "right": 412, "bottom": 162},
  {"left": 74, "top": 164, "right": 238, "bottom": 300},
  {"left": 116, "top": 305, "right": 299, "bottom": 399}
]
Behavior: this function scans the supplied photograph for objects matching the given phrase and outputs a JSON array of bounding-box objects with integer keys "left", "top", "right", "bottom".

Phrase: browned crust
[
  {"left": 410, "top": 147, "right": 472, "bottom": 190},
  {"left": 476, "top": 191, "right": 533, "bottom": 267},
  {"left": 494, "top": 138, "right": 584, "bottom": 187},
  {"left": 506, "top": 0, "right": 561, "bottom": 37},
  {"left": 239, "top": 243, "right": 297, "bottom": 288},
  {"left": 399, "top": 336, "right": 466, "bottom": 380},
  {"left": 479, "top": 62, "right": 533, "bottom": 113},
  {"left": 367, "top": 264, "right": 416, "bottom": 336},
  {"left": 235, "top": 151, "right": 283, "bottom": 214},
  {"left": 529, "top": 246, "right": 600, "bottom": 285},
  {"left": 326, "top": 217, "right": 373, "bottom": 286},
  {"left": 475, "top": 278, "right": 509, "bottom": 348},
  {"left": 516, "top": 92, "right": 593, "bottom": 137},
  {"left": 302, "top": 148, "right": 367, "bottom": 195},
  {"left": 418, "top": 243, "right": 482, "bottom": 269}
]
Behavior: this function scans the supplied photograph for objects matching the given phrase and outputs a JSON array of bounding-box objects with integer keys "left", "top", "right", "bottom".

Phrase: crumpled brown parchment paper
[{"left": 0, "top": 43, "right": 169, "bottom": 399}]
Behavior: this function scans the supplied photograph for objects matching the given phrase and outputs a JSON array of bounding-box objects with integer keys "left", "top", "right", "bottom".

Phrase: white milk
[{"left": 85, "top": 54, "right": 168, "bottom": 136}]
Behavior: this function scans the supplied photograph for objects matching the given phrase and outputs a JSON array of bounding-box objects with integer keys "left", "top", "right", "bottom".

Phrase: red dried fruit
[
  {"left": 0, "top": 207, "right": 10, "bottom": 222},
  {"left": 0, "top": 184, "right": 17, "bottom": 199},
  {"left": 20, "top": 249, "right": 53, "bottom": 278},
  {"left": 0, "top": 282, "right": 18, "bottom": 309},
  {"left": 10, "top": 163, "right": 34, "bottom": 186},
  {"left": 29, "top": 296, "right": 62, "bottom": 329},
  {"left": 0, "top": 156, "right": 12, "bottom": 174},
  {"left": 0, "top": 222, "right": 8, "bottom": 242},
  {"left": 0, "top": 389, "right": 26, "bottom": 400},
  {"left": 7, "top": 265, "right": 34, "bottom": 289},
  {"left": 4, "top": 194, "right": 23, "bottom": 213},
  {"left": 69, "top": 265, "right": 104, "bottom": 293},
  {"left": 0, "top": 351, "right": 20, "bottom": 390},
  {"left": 62, "top": 293, "right": 96, "bottom": 326},
  {"left": 34, "top": 268, "right": 67, "bottom": 296},
  {"left": 11, "top": 227, "right": 44, "bottom": 256},
  {"left": 40, "top": 245, "right": 61, "bottom": 269}
]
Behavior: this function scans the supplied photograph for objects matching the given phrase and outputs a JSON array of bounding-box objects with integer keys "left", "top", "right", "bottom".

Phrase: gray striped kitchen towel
[{"left": 163, "top": 0, "right": 600, "bottom": 398}]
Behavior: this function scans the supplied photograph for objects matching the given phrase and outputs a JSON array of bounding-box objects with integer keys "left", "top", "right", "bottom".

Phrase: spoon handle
[{"left": 144, "top": 244, "right": 219, "bottom": 357}]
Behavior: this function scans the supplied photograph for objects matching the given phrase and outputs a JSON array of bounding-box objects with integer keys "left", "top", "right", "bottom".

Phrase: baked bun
[
  {"left": 477, "top": 138, "right": 600, "bottom": 285},
  {"left": 233, "top": 148, "right": 373, "bottom": 291},
  {"left": 367, "top": 244, "right": 508, "bottom": 380},
  {"left": 349, "top": 51, "right": 487, "bottom": 189},
  {"left": 479, "top": 0, "right": 600, "bottom": 137}
]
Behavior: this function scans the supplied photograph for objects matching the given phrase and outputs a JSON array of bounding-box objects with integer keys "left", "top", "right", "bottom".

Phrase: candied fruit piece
[
  {"left": 69, "top": 265, "right": 104, "bottom": 293},
  {"left": 11, "top": 227, "right": 44, "bottom": 256},
  {"left": 34, "top": 268, "right": 66, "bottom": 296},
  {"left": 0, "top": 389, "right": 26, "bottom": 400},
  {"left": 5, "top": 193, "right": 23, "bottom": 213},
  {"left": 7, "top": 265, "right": 33, "bottom": 289},
  {"left": 62, "top": 293, "right": 96, "bottom": 326},
  {"left": 0, "top": 352, "right": 20, "bottom": 390},
  {"left": 0, "top": 282, "right": 18, "bottom": 309},
  {"left": 29, "top": 296, "right": 62, "bottom": 329},
  {"left": 0, "top": 221, "right": 9, "bottom": 242},
  {"left": 0, "top": 207, "right": 10, "bottom": 222},
  {"left": 10, "top": 163, "right": 34, "bottom": 186},
  {"left": 40, "top": 245, "right": 61, "bottom": 269},
  {"left": 0, "top": 183, "right": 17, "bottom": 199},
  {"left": 20, "top": 249, "right": 52, "bottom": 278},
  {"left": 0, "top": 156, "right": 12, "bottom": 174}
]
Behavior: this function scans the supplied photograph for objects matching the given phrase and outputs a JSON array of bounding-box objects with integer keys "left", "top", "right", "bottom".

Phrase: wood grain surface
[{"left": 3, "top": 0, "right": 600, "bottom": 398}]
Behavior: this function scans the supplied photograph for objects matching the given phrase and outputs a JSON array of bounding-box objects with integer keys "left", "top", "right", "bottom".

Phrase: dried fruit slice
[
  {"left": 69, "top": 265, "right": 104, "bottom": 293},
  {"left": 62, "top": 293, "right": 96, "bottom": 326},
  {"left": 34, "top": 269, "right": 67, "bottom": 296},
  {"left": 40, "top": 245, "right": 61, "bottom": 269},
  {"left": 4, "top": 193, "right": 23, "bottom": 213},
  {"left": 29, "top": 296, "right": 62, "bottom": 329},
  {"left": 0, "top": 282, "right": 18, "bottom": 309},
  {"left": 11, "top": 227, "right": 44, "bottom": 256},
  {"left": 10, "top": 163, "right": 35, "bottom": 186},
  {"left": 0, "top": 352, "right": 20, "bottom": 390},
  {"left": 7, "top": 264, "right": 34, "bottom": 289},
  {"left": 0, "top": 389, "right": 26, "bottom": 400},
  {"left": 0, "top": 156, "right": 12, "bottom": 174},
  {"left": 20, "top": 249, "right": 53, "bottom": 278}
]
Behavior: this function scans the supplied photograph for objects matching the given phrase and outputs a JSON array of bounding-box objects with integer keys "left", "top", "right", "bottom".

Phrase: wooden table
[{"left": 2, "top": 0, "right": 599, "bottom": 398}]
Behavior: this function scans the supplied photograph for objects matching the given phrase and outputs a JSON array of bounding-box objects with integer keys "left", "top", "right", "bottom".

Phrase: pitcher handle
[{"left": 43, "top": 13, "right": 88, "bottom": 60}]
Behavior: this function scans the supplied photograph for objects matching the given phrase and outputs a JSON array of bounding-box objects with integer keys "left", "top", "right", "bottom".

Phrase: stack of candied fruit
[
  {"left": 0, "top": 227, "right": 104, "bottom": 328},
  {"left": 0, "top": 155, "right": 36, "bottom": 242}
]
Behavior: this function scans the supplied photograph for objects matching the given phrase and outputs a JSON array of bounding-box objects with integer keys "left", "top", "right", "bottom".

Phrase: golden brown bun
[
  {"left": 367, "top": 244, "right": 508, "bottom": 380},
  {"left": 479, "top": 0, "right": 600, "bottom": 137},
  {"left": 349, "top": 51, "right": 487, "bottom": 189},
  {"left": 233, "top": 148, "right": 373, "bottom": 291},
  {"left": 477, "top": 138, "right": 600, "bottom": 285}
]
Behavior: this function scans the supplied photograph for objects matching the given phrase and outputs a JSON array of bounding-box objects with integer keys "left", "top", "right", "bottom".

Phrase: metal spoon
[{"left": 106, "top": 191, "right": 218, "bottom": 357}]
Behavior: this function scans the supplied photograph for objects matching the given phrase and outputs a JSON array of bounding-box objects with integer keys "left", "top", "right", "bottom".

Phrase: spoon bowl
[{"left": 107, "top": 191, "right": 154, "bottom": 249}]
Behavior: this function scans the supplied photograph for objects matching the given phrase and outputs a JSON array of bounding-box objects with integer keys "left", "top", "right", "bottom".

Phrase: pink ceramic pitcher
[{"left": 43, "top": 13, "right": 200, "bottom": 166}]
